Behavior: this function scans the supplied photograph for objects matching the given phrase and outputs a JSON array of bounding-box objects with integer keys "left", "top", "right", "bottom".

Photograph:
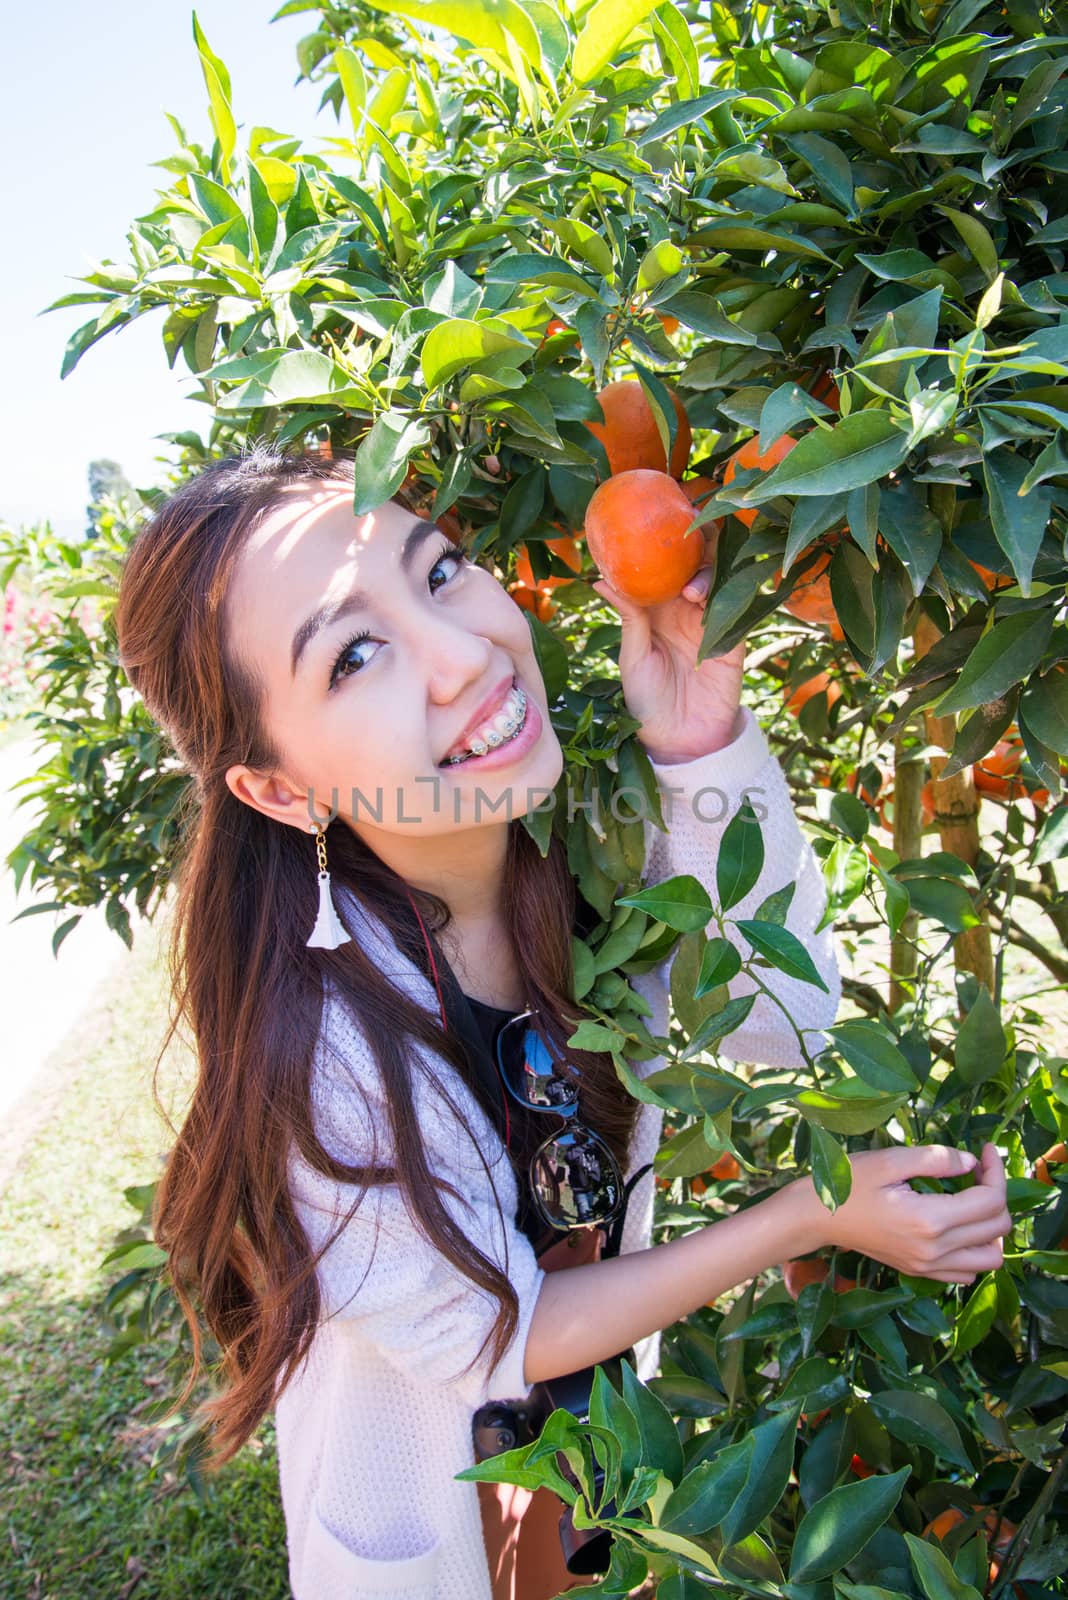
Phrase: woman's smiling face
[{"left": 222, "top": 482, "right": 564, "bottom": 848}]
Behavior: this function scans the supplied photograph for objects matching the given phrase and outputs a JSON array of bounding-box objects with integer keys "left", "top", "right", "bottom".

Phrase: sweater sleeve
[
  {"left": 638, "top": 705, "right": 841, "bottom": 1068},
  {"left": 287, "top": 991, "right": 545, "bottom": 1407}
]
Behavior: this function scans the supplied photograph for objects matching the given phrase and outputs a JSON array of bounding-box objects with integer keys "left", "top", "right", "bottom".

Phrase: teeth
[{"left": 442, "top": 686, "right": 527, "bottom": 764}]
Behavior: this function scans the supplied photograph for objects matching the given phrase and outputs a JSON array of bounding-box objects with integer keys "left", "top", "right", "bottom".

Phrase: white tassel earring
[{"left": 306, "top": 820, "right": 351, "bottom": 950}]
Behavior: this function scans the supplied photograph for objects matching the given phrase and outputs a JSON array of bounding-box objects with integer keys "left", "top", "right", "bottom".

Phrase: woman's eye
[
  {"left": 428, "top": 543, "right": 466, "bottom": 593},
  {"left": 328, "top": 541, "right": 467, "bottom": 689},
  {"left": 330, "top": 629, "right": 374, "bottom": 689}
]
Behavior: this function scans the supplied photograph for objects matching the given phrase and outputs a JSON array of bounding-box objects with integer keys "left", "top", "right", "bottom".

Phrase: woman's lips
[{"left": 437, "top": 682, "right": 542, "bottom": 772}]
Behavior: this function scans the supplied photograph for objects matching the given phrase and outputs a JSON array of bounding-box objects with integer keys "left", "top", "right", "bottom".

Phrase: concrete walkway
[{"left": 0, "top": 729, "right": 141, "bottom": 1138}]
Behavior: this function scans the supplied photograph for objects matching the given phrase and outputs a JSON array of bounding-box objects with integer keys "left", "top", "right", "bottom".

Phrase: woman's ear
[{"left": 225, "top": 763, "right": 311, "bottom": 832}]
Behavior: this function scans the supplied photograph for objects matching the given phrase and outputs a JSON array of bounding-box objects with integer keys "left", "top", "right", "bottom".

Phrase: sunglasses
[{"left": 494, "top": 1010, "right": 624, "bottom": 1233}]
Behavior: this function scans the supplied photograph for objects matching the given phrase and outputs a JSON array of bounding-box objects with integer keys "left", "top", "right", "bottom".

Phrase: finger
[
  {"left": 921, "top": 1183, "right": 1011, "bottom": 1227},
  {"left": 931, "top": 1215, "right": 1013, "bottom": 1254},
  {"left": 976, "top": 1141, "right": 1007, "bottom": 1199},
  {"left": 591, "top": 579, "right": 647, "bottom": 626},
  {"left": 884, "top": 1144, "right": 980, "bottom": 1183},
  {"left": 930, "top": 1242, "right": 1006, "bottom": 1276},
  {"left": 682, "top": 566, "right": 713, "bottom": 603}
]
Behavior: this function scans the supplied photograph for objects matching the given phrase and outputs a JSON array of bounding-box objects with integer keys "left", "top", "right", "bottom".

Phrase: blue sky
[{"left": 2, "top": 1, "right": 332, "bottom": 536}]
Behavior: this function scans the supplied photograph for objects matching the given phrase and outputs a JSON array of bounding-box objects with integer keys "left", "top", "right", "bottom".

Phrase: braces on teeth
[{"left": 442, "top": 685, "right": 527, "bottom": 765}]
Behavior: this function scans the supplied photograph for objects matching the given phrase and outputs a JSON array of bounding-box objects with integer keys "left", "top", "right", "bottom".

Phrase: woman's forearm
[{"left": 522, "top": 1178, "right": 825, "bottom": 1386}]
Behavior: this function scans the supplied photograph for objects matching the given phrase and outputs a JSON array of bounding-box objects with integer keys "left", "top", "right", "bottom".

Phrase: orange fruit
[
  {"left": 971, "top": 559, "right": 1013, "bottom": 592},
  {"left": 846, "top": 769, "right": 883, "bottom": 808},
  {"left": 508, "top": 582, "right": 557, "bottom": 622},
  {"left": 721, "top": 434, "right": 798, "bottom": 528},
  {"left": 806, "top": 367, "right": 842, "bottom": 413},
  {"left": 692, "top": 1152, "right": 742, "bottom": 1194},
  {"left": 784, "top": 669, "right": 842, "bottom": 718},
  {"left": 783, "top": 1258, "right": 857, "bottom": 1299},
  {"left": 974, "top": 740, "right": 1027, "bottom": 801},
  {"left": 584, "top": 469, "right": 706, "bottom": 606},
  {"left": 923, "top": 1506, "right": 1019, "bottom": 1589},
  {"left": 878, "top": 780, "right": 937, "bottom": 835},
  {"left": 586, "top": 381, "right": 692, "bottom": 478},
  {"left": 508, "top": 535, "right": 583, "bottom": 622},
  {"left": 1036, "top": 1142, "right": 1068, "bottom": 1186},
  {"left": 773, "top": 550, "right": 846, "bottom": 641}
]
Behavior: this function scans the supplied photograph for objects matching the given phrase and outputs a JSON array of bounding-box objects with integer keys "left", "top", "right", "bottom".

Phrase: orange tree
[{"left": 11, "top": 1, "right": 1068, "bottom": 1594}]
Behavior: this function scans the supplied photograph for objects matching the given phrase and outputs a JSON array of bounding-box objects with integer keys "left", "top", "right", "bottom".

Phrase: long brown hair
[{"left": 113, "top": 443, "right": 640, "bottom": 1468}]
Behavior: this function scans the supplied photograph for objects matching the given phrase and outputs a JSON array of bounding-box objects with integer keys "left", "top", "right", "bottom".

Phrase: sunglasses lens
[
  {"left": 497, "top": 1018, "right": 577, "bottom": 1111},
  {"left": 531, "top": 1128, "right": 621, "bottom": 1230}
]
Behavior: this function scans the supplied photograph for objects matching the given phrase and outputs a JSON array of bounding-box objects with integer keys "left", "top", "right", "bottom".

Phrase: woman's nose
[{"left": 416, "top": 616, "right": 496, "bottom": 703}]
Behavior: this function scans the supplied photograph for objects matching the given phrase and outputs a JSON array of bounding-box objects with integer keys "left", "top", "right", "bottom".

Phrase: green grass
[{"left": 0, "top": 907, "right": 290, "bottom": 1600}]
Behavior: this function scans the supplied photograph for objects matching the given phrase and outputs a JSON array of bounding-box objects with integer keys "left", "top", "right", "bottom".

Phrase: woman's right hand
[{"left": 811, "top": 1142, "right": 1011, "bottom": 1283}]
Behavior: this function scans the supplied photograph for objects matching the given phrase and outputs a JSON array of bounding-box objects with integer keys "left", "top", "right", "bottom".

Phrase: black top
[{"left": 399, "top": 890, "right": 603, "bottom": 1253}]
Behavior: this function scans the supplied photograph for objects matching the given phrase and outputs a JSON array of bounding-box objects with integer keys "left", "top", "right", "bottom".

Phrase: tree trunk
[
  {"left": 913, "top": 613, "right": 995, "bottom": 992},
  {"left": 890, "top": 720, "right": 923, "bottom": 1012}
]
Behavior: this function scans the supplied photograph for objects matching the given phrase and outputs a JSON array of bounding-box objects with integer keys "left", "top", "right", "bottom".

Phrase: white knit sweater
[{"left": 274, "top": 708, "right": 840, "bottom": 1599}]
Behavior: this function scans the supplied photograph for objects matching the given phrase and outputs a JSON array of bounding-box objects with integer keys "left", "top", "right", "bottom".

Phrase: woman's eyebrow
[{"left": 290, "top": 519, "right": 442, "bottom": 677}]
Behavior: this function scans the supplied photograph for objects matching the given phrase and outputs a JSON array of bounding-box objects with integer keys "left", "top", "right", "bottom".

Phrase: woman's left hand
[{"left": 592, "top": 531, "right": 745, "bottom": 765}]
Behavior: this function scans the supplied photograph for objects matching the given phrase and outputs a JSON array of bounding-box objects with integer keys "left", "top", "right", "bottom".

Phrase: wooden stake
[{"left": 913, "top": 613, "right": 995, "bottom": 992}]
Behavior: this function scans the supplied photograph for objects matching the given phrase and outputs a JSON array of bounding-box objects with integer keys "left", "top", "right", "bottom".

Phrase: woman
[{"left": 114, "top": 444, "right": 1010, "bottom": 1600}]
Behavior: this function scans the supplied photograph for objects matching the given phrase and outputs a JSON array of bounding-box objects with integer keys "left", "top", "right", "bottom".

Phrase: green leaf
[
  {"left": 683, "top": 995, "right": 757, "bottom": 1057},
  {"left": 952, "top": 1274, "right": 999, "bottom": 1358},
  {"left": 621, "top": 1360, "right": 685, "bottom": 1484},
  {"left": 637, "top": 240, "right": 684, "bottom": 293},
  {"left": 589, "top": 1366, "right": 641, "bottom": 1479},
  {"left": 352, "top": 411, "right": 432, "bottom": 515},
  {"left": 695, "top": 937, "right": 742, "bottom": 997},
  {"left": 955, "top": 986, "right": 1006, "bottom": 1085},
  {"left": 717, "top": 799, "right": 765, "bottom": 913},
  {"left": 636, "top": 89, "right": 745, "bottom": 145},
  {"left": 753, "top": 882, "right": 796, "bottom": 925},
  {"left": 810, "top": 1124, "right": 853, "bottom": 1211},
  {"left": 720, "top": 1402, "right": 804, "bottom": 1545},
  {"left": 935, "top": 609, "right": 1054, "bottom": 715},
  {"left": 660, "top": 1438, "right": 754, "bottom": 1535},
  {"left": 1021, "top": 666, "right": 1068, "bottom": 759},
  {"left": 567, "top": 1020, "right": 622, "bottom": 1053},
  {"left": 735, "top": 920, "right": 829, "bottom": 991},
  {"left": 983, "top": 450, "right": 1054, "bottom": 596},
  {"left": 904, "top": 1533, "right": 985, "bottom": 1600},
  {"left": 361, "top": 0, "right": 543, "bottom": 82},
  {"left": 758, "top": 382, "right": 834, "bottom": 455},
  {"left": 617, "top": 874, "right": 713, "bottom": 933},
  {"left": 857, "top": 249, "right": 938, "bottom": 281},
  {"left": 828, "top": 1021, "right": 918, "bottom": 1092},
  {"left": 797, "top": 1080, "right": 908, "bottom": 1136},
  {"left": 733, "top": 412, "right": 910, "bottom": 507},
  {"left": 937, "top": 207, "right": 998, "bottom": 281},
  {"left": 868, "top": 1389, "right": 971, "bottom": 1469},
  {"left": 789, "top": 1467, "right": 910, "bottom": 1582},
  {"left": 421, "top": 317, "right": 532, "bottom": 390},
  {"left": 573, "top": 0, "right": 659, "bottom": 84},
  {"left": 192, "top": 12, "right": 236, "bottom": 177}
]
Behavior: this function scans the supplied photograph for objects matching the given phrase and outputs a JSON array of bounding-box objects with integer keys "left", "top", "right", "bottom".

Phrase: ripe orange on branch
[
  {"left": 923, "top": 1505, "right": 1020, "bottom": 1591},
  {"left": 584, "top": 470, "right": 707, "bottom": 607},
  {"left": 774, "top": 550, "right": 846, "bottom": 641},
  {"left": 784, "top": 669, "right": 842, "bottom": 718},
  {"left": 782, "top": 1257, "right": 857, "bottom": 1299},
  {"left": 507, "top": 535, "right": 583, "bottom": 622},
  {"left": 586, "top": 380, "right": 692, "bottom": 478},
  {"left": 721, "top": 433, "right": 798, "bottom": 528}
]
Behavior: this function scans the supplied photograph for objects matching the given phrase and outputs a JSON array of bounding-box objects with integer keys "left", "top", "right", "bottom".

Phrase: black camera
[{"left": 471, "top": 1351, "right": 634, "bottom": 1576}]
